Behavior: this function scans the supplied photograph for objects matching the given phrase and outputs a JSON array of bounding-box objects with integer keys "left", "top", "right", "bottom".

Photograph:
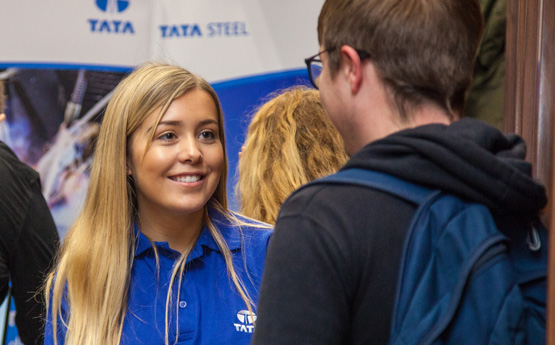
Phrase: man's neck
[
  {"left": 350, "top": 103, "right": 455, "bottom": 154},
  {"left": 344, "top": 60, "right": 456, "bottom": 154},
  {"left": 406, "top": 104, "right": 456, "bottom": 128}
]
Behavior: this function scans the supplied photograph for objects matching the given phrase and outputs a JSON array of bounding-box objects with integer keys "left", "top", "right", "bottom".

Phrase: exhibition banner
[{"left": 1, "top": 0, "right": 322, "bottom": 82}]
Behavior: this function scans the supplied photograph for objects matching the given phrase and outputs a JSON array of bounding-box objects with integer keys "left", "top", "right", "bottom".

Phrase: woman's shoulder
[
  {"left": 235, "top": 213, "right": 273, "bottom": 231},
  {"left": 212, "top": 209, "right": 272, "bottom": 231},
  {"left": 212, "top": 211, "right": 273, "bottom": 250},
  {"left": 230, "top": 213, "right": 273, "bottom": 242}
]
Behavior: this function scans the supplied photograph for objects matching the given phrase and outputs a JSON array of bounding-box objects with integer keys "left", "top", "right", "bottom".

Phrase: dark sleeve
[
  {"left": 251, "top": 184, "right": 414, "bottom": 345},
  {"left": 253, "top": 208, "right": 351, "bottom": 344},
  {"left": 10, "top": 179, "right": 60, "bottom": 345},
  {"left": 0, "top": 226, "right": 9, "bottom": 302}
]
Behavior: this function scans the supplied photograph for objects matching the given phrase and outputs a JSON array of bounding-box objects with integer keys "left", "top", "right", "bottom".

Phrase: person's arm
[
  {"left": 252, "top": 208, "right": 353, "bottom": 344},
  {"left": 10, "top": 180, "right": 59, "bottom": 345},
  {"left": 0, "top": 248, "right": 9, "bottom": 304}
]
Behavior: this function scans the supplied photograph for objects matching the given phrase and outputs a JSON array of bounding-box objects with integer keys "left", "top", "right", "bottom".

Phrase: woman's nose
[{"left": 177, "top": 137, "right": 202, "bottom": 163}]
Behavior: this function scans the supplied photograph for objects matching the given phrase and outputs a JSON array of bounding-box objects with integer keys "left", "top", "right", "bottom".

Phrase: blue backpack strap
[{"left": 311, "top": 168, "right": 437, "bottom": 206}]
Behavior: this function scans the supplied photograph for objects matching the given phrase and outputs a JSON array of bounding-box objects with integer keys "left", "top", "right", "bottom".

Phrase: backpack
[{"left": 312, "top": 168, "right": 548, "bottom": 345}]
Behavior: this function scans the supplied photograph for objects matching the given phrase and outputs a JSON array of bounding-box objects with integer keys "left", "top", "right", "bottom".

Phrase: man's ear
[{"left": 339, "top": 45, "right": 364, "bottom": 94}]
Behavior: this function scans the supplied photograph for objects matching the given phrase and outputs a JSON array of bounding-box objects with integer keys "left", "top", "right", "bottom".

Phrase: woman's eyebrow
[
  {"left": 198, "top": 119, "right": 218, "bottom": 126},
  {"left": 146, "top": 119, "right": 218, "bottom": 133},
  {"left": 146, "top": 121, "right": 182, "bottom": 132}
]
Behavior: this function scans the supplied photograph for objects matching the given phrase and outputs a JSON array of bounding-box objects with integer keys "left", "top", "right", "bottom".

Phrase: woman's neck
[{"left": 136, "top": 207, "right": 205, "bottom": 253}]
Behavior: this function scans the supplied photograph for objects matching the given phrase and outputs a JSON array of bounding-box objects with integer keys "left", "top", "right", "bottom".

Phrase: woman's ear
[{"left": 126, "top": 158, "right": 133, "bottom": 176}]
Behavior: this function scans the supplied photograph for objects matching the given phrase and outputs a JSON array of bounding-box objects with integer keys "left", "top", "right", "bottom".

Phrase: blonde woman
[
  {"left": 44, "top": 63, "right": 272, "bottom": 345},
  {"left": 236, "top": 86, "right": 348, "bottom": 224}
]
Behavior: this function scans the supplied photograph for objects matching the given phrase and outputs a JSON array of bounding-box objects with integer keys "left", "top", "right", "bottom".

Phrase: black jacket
[
  {"left": 0, "top": 141, "right": 59, "bottom": 345},
  {"left": 252, "top": 118, "right": 547, "bottom": 345}
]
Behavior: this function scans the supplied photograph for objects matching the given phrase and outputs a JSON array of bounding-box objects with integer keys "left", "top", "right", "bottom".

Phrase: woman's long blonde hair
[
  {"left": 236, "top": 86, "right": 348, "bottom": 224},
  {"left": 45, "top": 62, "right": 257, "bottom": 345}
]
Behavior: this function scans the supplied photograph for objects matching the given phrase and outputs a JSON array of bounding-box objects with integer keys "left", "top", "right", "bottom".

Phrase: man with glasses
[{"left": 252, "top": 0, "right": 548, "bottom": 344}]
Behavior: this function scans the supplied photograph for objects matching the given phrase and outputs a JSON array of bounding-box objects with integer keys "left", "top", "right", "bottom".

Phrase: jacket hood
[{"left": 343, "top": 118, "right": 548, "bottom": 220}]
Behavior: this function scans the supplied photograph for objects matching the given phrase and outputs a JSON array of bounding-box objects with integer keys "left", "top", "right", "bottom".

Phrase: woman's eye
[
  {"left": 158, "top": 132, "right": 177, "bottom": 141},
  {"left": 199, "top": 130, "right": 216, "bottom": 140}
]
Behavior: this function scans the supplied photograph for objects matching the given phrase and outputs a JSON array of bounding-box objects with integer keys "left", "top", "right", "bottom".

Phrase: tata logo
[
  {"left": 160, "top": 24, "right": 202, "bottom": 38},
  {"left": 96, "top": 0, "right": 130, "bottom": 14},
  {"left": 233, "top": 310, "right": 256, "bottom": 333},
  {"left": 159, "top": 21, "right": 249, "bottom": 39},
  {"left": 89, "top": 0, "right": 134, "bottom": 34},
  {"left": 88, "top": 19, "right": 134, "bottom": 34}
]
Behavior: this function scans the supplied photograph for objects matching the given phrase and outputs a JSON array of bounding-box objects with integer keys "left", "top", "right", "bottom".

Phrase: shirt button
[{"left": 179, "top": 301, "right": 187, "bottom": 309}]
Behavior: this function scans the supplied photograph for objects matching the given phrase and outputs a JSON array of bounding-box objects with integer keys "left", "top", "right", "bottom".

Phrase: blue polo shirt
[{"left": 44, "top": 212, "right": 272, "bottom": 345}]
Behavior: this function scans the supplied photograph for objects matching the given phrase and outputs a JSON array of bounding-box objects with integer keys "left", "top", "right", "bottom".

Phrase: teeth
[{"left": 174, "top": 175, "right": 201, "bottom": 183}]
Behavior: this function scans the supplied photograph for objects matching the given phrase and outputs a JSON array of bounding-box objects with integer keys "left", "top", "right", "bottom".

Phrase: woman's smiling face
[{"left": 127, "top": 88, "right": 224, "bottom": 220}]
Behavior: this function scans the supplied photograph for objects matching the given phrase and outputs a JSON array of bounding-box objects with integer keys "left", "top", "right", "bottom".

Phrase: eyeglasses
[
  {"left": 304, "top": 48, "right": 371, "bottom": 90},
  {"left": 304, "top": 49, "right": 330, "bottom": 90}
]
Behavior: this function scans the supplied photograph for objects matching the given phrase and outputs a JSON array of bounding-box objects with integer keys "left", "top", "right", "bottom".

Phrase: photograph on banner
[{"left": 0, "top": 68, "right": 126, "bottom": 239}]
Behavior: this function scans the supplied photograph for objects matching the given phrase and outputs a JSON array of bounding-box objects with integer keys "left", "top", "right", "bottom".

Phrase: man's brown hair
[{"left": 318, "top": 0, "right": 483, "bottom": 120}]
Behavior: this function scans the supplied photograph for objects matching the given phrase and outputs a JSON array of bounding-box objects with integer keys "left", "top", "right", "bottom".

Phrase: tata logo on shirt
[
  {"left": 234, "top": 310, "right": 256, "bottom": 333},
  {"left": 89, "top": 0, "right": 134, "bottom": 34},
  {"left": 95, "top": 0, "right": 130, "bottom": 13}
]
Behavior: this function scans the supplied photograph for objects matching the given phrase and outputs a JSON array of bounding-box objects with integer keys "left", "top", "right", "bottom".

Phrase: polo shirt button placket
[{"left": 179, "top": 300, "right": 187, "bottom": 309}]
